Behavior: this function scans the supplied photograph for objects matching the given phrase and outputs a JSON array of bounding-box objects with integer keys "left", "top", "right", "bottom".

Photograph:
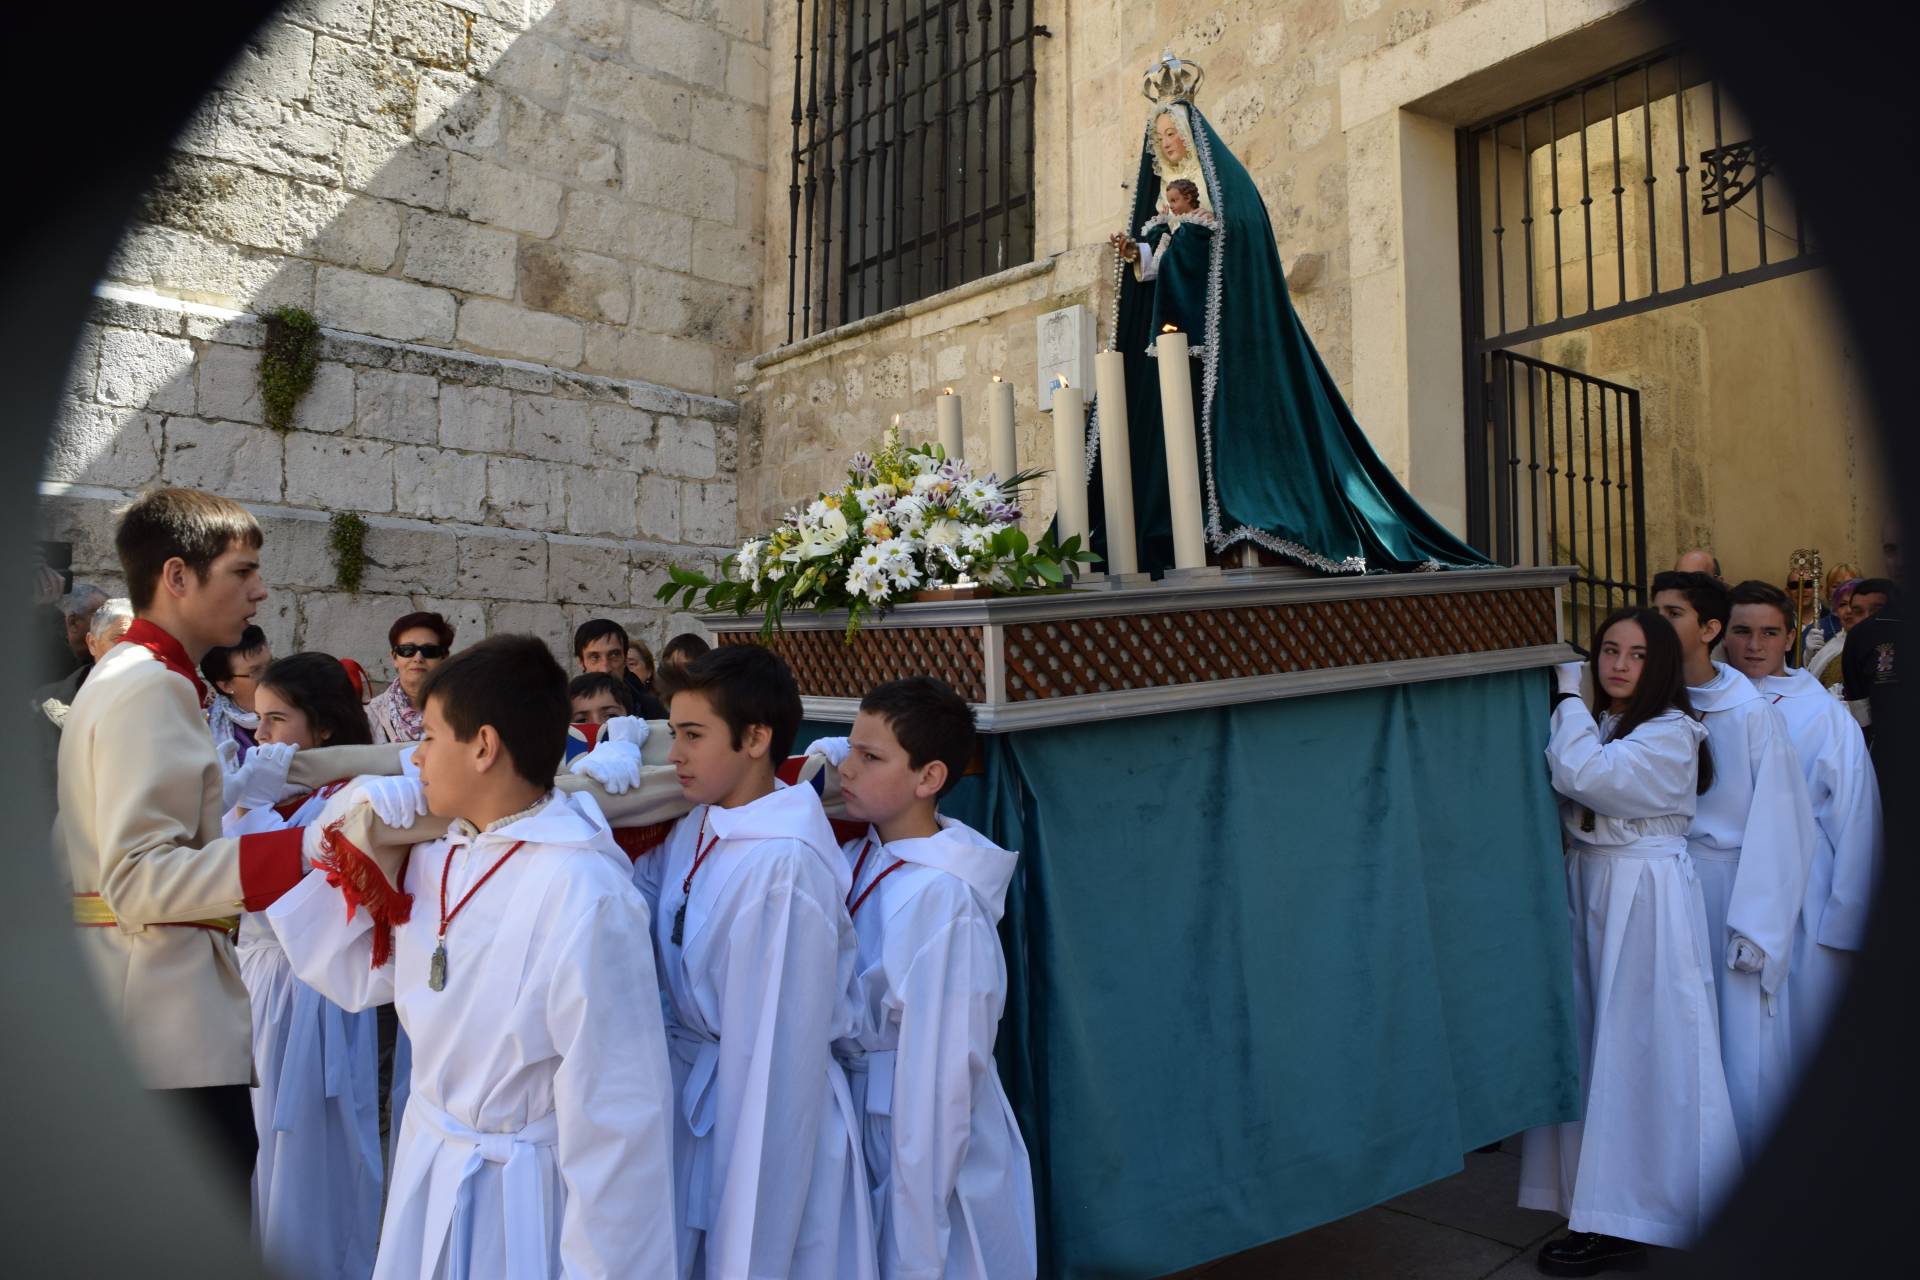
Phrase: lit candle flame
[
  {"left": 942, "top": 386, "right": 954, "bottom": 395},
  {"left": 1161, "top": 323, "right": 1180, "bottom": 333},
  {"left": 992, "top": 374, "right": 1003, "bottom": 383},
  {"left": 1054, "top": 375, "right": 1069, "bottom": 390}
]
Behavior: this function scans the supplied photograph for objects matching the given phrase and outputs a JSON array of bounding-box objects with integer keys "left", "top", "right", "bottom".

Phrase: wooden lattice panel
[
  {"left": 1000, "top": 586, "right": 1557, "bottom": 701},
  {"left": 716, "top": 625, "right": 988, "bottom": 701}
]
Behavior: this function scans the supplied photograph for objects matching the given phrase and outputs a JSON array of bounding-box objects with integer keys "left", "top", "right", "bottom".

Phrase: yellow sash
[{"left": 71, "top": 893, "right": 239, "bottom": 934}]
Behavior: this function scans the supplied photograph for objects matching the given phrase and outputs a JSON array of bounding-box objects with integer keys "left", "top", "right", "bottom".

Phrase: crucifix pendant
[
  {"left": 670, "top": 902, "right": 686, "bottom": 947},
  {"left": 428, "top": 940, "right": 448, "bottom": 992}
]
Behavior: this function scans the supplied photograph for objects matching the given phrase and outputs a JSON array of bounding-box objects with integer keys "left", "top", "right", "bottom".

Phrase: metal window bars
[{"left": 786, "top": 1, "right": 1039, "bottom": 344}]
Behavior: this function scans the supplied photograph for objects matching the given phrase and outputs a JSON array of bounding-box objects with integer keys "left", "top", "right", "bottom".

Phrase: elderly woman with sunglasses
[{"left": 365, "top": 611, "right": 455, "bottom": 744}]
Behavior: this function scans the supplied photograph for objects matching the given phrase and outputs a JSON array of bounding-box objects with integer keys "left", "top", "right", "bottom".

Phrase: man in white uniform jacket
[
  {"left": 269, "top": 636, "right": 677, "bottom": 1279},
  {"left": 820, "top": 677, "right": 1037, "bottom": 1280},
  {"left": 1724, "top": 581, "right": 1882, "bottom": 1073},
  {"left": 1653, "top": 571, "right": 1816, "bottom": 1161},
  {"left": 642, "top": 645, "right": 876, "bottom": 1280}
]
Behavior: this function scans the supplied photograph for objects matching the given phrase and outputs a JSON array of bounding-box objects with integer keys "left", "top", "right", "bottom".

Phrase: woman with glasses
[{"left": 365, "top": 611, "right": 454, "bottom": 745}]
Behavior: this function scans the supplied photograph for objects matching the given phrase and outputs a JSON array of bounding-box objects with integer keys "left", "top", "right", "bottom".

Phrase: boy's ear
[
  {"left": 742, "top": 722, "right": 773, "bottom": 761},
  {"left": 916, "top": 758, "right": 949, "bottom": 800},
  {"left": 1701, "top": 616, "right": 1725, "bottom": 648},
  {"left": 473, "top": 723, "right": 503, "bottom": 773}
]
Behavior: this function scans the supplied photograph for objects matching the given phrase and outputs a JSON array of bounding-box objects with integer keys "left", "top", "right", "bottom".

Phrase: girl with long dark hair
[
  {"left": 1520, "top": 609, "right": 1741, "bottom": 1275},
  {"left": 225, "top": 653, "right": 384, "bottom": 1280}
]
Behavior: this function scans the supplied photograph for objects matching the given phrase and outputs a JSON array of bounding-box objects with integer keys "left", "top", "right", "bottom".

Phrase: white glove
[
  {"left": 571, "top": 739, "right": 643, "bottom": 795},
  {"left": 1553, "top": 661, "right": 1585, "bottom": 698},
  {"left": 810, "top": 735, "right": 852, "bottom": 766},
  {"left": 359, "top": 775, "right": 428, "bottom": 829},
  {"left": 234, "top": 743, "right": 297, "bottom": 810},
  {"left": 216, "top": 737, "right": 241, "bottom": 775},
  {"left": 602, "top": 715, "right": 650, "bottom": 750},
  {"left": 1727, "top": 934, "right": 1766, "bottom": 974}
]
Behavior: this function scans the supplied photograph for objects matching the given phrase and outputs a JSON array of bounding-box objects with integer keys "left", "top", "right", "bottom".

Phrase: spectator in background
[
  {"left": 1806, "top": 561, "right": 1862, "bottom": 656},
  {"left": 202, "top": 624, "right": 271, "bottom": 764},
  {"left": 1843, "top": 580, "right": 1902, "bottom": 774},
  {"left": 60, "top": 583, "right": 109, "bottom": 673},
  {"left": 366, "top": 611, "right": 454, "bottom": 744},
  {"left": 1675, "top": 548, "right": 1724, "bottom": 582},
  {"left": 652, "top": 631, "right": 712, "bottom": 703},
  {"left": 32, "top": 597, "right": 134, "bottom": 736},
  {"left": 628, "top": 638, "right": 656, "bottom": 690},
  {"left": 569, "top": 672, "right": 634, "bottom": 727},
  {"left": 1808, "top": 579, "right": 1863, "bottom": 690},
  {"left": 574, "top": 618, "right": 667, "bottom": 718}
]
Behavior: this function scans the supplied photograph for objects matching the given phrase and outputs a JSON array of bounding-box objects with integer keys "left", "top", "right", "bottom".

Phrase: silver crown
[{"left": 1142, "top": 51, "right": 1204, "bottom": 105}]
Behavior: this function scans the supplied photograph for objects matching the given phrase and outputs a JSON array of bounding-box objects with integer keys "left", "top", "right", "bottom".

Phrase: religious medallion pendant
[
  {"left": 670, "top": 902, "right": 687, "bottom": 947},
  {"left": 428, "top": 940, "right": 448, "bottom": 992}
]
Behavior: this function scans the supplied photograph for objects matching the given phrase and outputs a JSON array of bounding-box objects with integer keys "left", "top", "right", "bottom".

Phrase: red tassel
[
  {"left": 612, "top": 822, "right": 675, "bottom": 863},
  {"left": 311, "top": 819, "right": 414, "bottom": 970}
]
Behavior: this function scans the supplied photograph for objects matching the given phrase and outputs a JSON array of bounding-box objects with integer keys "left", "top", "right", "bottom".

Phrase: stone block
[
  {"left": 725, "top": 39, "right": 768, "bottom": 105},
  {"left": 682, "top": 478, "right": 737, "bottom": 545},
  {"left": 97, "top": 327, "right": 196, "bottom": 412},
  {"left": 43, "top": 405, "right": 164, "bottom": 489},
  {"left": 89, "top": 292, "right": 186, "bottom": 336},
  {"left": 564, "top": 465, "right": 638, "bottom": 538},
  {"left": 373, "top": 0, "right": 471, "bottom": 69},
  {"left": 484, "top": 34, "right": 570, "bottom": 105},
  {"left": 691, "top": 0, "right": 764, "bottom": 42},
  {"left": 511, "top": 395, "right": 595, "bottom": 465},
  {"left": 486, "top": 599, "right": 570, "bottom": 661},
  {"left": 654, "top": 416, "right": 717, "bottom": 479},
  {"left": 627, "top": 7, "right": 728, "bottom": 90},
  {"left": 571, "top": 56, "right": 690, "bottom": 140},
  {"left": 60, "top": 324, "right": 103, "bottom": 404},
  {"left": 35, "top": 486, "right": 122, "bottom": 575},
  {"left": 413, "top": 594, "right": 488, "bottom": 650},
  {"left": 283, "top": 0, "right": 375, "bottom": 42},
  {"left": 415, "top": 69, "right": 504, "bottom": 156},
  {"left": 448, "top": 153, "right": 563, "bottom": 236},
  {"left": 164, "top": 417, "right": 284, "bottom": 502},
  {"left": 519, "top": 243, "right": 630, "bottom": 325},
  {"left": 690, "top": 93, "right": 761, "bottom": 165},
  {"left": 561, "top": 189, "right": 691, "bottom": 270},
  {"left": 440, "top": 383, "right": 514, "bottom": 451},
  {"left": 689, "top": 219, "right": 761, "bottom": 288},
  {"left": 486, "top": 455, "right": 567, "bottom": 529},
  {"left": 251, "top": 504, "right": 337, "bottom": 590},
  {"left": 339, "top": 128, "right": 449, "bottom": 208},
  {"left": 195, "top": 341, "right": 265, "bottom": 424},
  {"left": 301, "top": 591, "right": 415, "bottom": 678},
  {"left": 310, "top": 194, "right": 404, "bottom": 272},
  {"left": 624, "top": 132, "right": 734, "bottom": 223},
  {"left": 552, "top": 0, "right": 627, "bottom": 50},
  {"left": 401, "top": 210, "right": 517, "bottom": 297},
  {"left": 637, "top": 473, "right": 681, "bottom": 541},
  {"left": 355, "top": 368, "right": 440, "bottom": 443},
  {"left": 581, "top": 325, "right": 716, "bottom": 397},
  {"left": 310, "top": 35, "right": 421, "bottom": 134},
  {"left": 218, "top": 22, "right": 316, "bottom": 103},
  {"left": 357, "top": 514, "right": 458, "bottom": 594},
  {"left": 284, "top": 432, "right": 395, "bottom": 511},
  {"left": 548, "top": 534, "right": 631, "bottom": 605},
  {"left": 455, "top": 523, "right": 548, "bottom": 599},
  {"left": 502, "top": 97, "right": 622, "bottom": 187},
  {"left": 393, "top": 444, "right": 488, "bottom": 519},
  {"left": 588, "top": 403, "right": 654, "bottom": 464},
  {"left": 457, "top": 299, "right": 584, "bottom": 367},
  {"left": 316, "top": 266, "right": 456, "bottom": 343},
  {"left": 292, "top": 361, "right": 356, "bottom": 433},
  {"left": 183, "top": 309, "right": 267, "bottom": 347},
  {"left": 187, "top": 96, "right": 344, "bottom": 185},
  {"left": 631, "top": 266, "right": 754, "bottom": 350},
  {"left": 628, "top": 380, "right": 691, "bottom": 416},
  {"left": 106, "top": 224, "right": 315, "bottom": 314}
]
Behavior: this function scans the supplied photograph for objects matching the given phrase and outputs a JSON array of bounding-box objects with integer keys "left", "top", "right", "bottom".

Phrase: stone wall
[{"left": 43, "top": 286, "right": 736, "bottom": 685}]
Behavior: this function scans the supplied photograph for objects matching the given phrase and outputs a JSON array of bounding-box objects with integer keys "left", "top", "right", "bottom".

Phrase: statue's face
[
  {"left": 1155, "top": 112, "right": 1189, "bottom": 165},
  {"left": 1166, "top": 184, "right": 1196, "bottom": 214}
]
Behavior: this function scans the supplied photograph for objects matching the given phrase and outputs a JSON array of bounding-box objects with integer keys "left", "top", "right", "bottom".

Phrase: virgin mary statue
[{"left": 1087, "top": 53, "right": 1488, "bottom": 574}]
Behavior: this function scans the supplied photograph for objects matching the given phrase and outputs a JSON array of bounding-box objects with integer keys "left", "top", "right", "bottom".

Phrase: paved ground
[{"left": 1168, "top": 1138, "right": 1572, "bottom": 1280}]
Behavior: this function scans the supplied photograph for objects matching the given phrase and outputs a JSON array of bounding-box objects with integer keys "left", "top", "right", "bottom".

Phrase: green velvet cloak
[{"left": 1086, "top": 104, "right": 1491, "bottom": 575}]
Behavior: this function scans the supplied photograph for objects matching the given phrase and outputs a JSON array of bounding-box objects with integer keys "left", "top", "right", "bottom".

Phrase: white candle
[
  {"left": 936, "top": 388, "right": 964, "bottom": 461},
  {"left": 1094, "top": 350, "right": 1138, "bottom": 576},
  {"left": 987, "top": 375, "right": 1017, "bottom": 481},
  {"left": 1154, "top": 326, "right": 1207, "bottom": 570},
  {"left": 1049, "top": 377, "right": 1090, "bottom": 556}
]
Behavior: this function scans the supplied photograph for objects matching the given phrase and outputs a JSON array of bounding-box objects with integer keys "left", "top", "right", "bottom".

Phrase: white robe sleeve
[
  {"left": 1132, "top": 240, "right": 1160, "bottom": 282},
  {"left": 1727, "top": 706, "right": 1818, "bottom": 996},
  {"left": 885, "top": 914, "right": 1004, "bottom": 1280},
  {"left": 1811, "top": 716, "right": 1883, "bottom": 951},
  {"left": 708, "top": 849, "right": 842, "bottom": 1278},
  {"left": 547, "top": 893, "right": 679, "bottom": 1279},
  {"left": 265, "top": 869, "right": 395, "bottom": 1013},
  {"left": 1545, "top": 701, "right": 1699, "bottom": 818}
]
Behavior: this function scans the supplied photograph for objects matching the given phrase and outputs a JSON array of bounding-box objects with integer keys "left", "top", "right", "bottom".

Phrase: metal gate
[{"left": 1479, "top": 350, "right": 1646, "bottom": 642}]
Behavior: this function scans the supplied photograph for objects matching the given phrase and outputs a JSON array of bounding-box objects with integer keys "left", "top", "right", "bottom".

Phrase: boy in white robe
[
  {"left": 267, "top": 635, "right": 678, "bottom": 1279},
  {"left": 1724, "top": 581, "right": 1883, "bottom": 1072},
  {"left": 1652, "top": 571, "right": 1816, "bottom": 1161},
  {"left": 642, "top": 645, "right": 877, "bottom": 1280},
  {"left": 818, "top": 677, "right": 1037, "bottom": 1280}
]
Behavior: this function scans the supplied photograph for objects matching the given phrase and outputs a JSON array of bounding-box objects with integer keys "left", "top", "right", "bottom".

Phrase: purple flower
[{"left": 849, "top": 451, "right": 875, "bottom": 480}]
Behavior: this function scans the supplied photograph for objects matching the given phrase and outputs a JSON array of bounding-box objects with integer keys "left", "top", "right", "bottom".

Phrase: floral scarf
[{"left": 366, "top": 679, "right": 424, "bottom": 744}]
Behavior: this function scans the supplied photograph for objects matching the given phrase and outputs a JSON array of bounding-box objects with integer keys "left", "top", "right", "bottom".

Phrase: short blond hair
[{"left": 115, "top": 487, "right": 262, "bottom": 610}]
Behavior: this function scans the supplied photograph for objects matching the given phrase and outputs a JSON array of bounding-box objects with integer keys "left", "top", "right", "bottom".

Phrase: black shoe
[{"left": 1536, "top": 1232, "right": 1649, "bottom": 1276}]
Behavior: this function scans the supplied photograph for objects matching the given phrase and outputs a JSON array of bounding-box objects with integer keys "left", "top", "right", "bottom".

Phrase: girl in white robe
[
  {"left": 835, "top": 816, "right": 1038, "bottom": 1280},
  {"left": 1521, "top": 610, "right": 1743, "bottom": 1261},
  {"left": 222, "top": 654, "right": 387, "bottom": 1280},
  {"left": 1685, "top": 662, "right": 1816, "bottom": 1160},
  {"left": 1748, "top": 667, "right": 1882, "bottom": 1071},
  {"left": 636, "top": 783, "right": 877, "bottom": 1280},
  {"left": 270, "top": 787, "right": 678, "bottom": 1279}
]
